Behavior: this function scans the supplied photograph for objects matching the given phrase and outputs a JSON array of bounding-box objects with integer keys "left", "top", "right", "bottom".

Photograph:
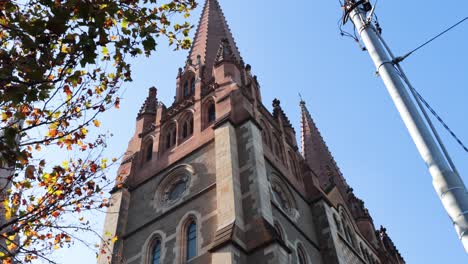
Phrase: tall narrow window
[
  {"left": 184, "top": 81, "right": 189, "bottom": 98},
  {"left": 297, "top": 246, "right": 307, "bottom": 264},
  {"left": 260, "top": 120, "right": 271, "bottom": 148},
  {"left": 288, "top": 151, "right": 298, "bottom": 178},
  {"left": 145, "top": 141, "right": 153, "bottom": 162},
  {"left": 152, "top": 240, "right": 161, "bottom": 264},
  {"left": 171, "top": 128, "right": 176, "bottom": 146},
  {"left": 189, "top": 117, "right": 194, "bottom": 135},
  {"left": 182, "top": 122, "right": 188, "bottom": 139},
  {"left": 166, "top": 133, "right": 171, "bottom": 150},
  {"left": 165, "top": 124, "right": 177, "bottom": 150},
  {"left": 274, "top": 222, "right": 284, "bottom": 241},
  {"left": 181, "top": 115, "right": 194, "bottom": 141},
  {"left": 186, "top": 221, "right": 197, "bottom": 260},
  {"left": 208, "top": 103, "right": 216, "bottom": 123}
]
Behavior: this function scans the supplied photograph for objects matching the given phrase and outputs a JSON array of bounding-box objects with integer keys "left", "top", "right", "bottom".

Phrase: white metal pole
[{"left": 345, "top": 1, "right": 468, "bottom": 252}]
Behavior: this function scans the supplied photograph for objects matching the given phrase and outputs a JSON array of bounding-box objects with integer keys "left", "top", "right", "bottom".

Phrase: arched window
[
  {"left": 180, "top": 113, "right": 194, "bottom": 141},
  {"left": 152, "top": 240, "right": 162, "bottom": 264},
  {"left": 288, "top": 151, "right": 298, "bottom": 178},
  {"left": 273, "top": 134, "right": 284, "bottom": 162},
  {"left": 333, "top": 214, "right": 343, "bottom": 233},
  {"left": 144, "top": 139, "right": 153, "bottom": 162},
  {"left": 186, "top": 221, "right": 197, "bottom": 261},
  {"left": 270, "top": 175, "right": 297, "bottom": 219},
  {"left": 274, "top": 222, "right": 284, "bottom": 241},
  {"left": 297, "top": 245, "right": 307, "bottom": 264},
  {"left": 208, "top": 103, "right": 216, "bottom": 123},
  {"left": 165, "top": 123, "right": 177, "bottom": 150},
  {"left": 260, "top": 120, "right": 271, "bottom": 148}
]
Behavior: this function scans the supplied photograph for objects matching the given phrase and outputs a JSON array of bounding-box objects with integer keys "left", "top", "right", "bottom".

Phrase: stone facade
[{"left": 98, "top": 0, "right": 405, "bottom": 263}]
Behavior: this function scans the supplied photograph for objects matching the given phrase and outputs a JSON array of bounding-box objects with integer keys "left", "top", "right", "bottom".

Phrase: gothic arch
[
  {"left": 259, "top": 119, "right": 271, "bottom": 149},
  {"left": 178, "top": 110, "right": 194, "bottom": 143},
  {"left": 333, "top": 213, "right": 344, "bottom": 234},
  {"left": 338, "top": 205, "right": 357, "bottom": 247},
  {"left": 141, "top": 136, "right": 155, "bottom": 164},
  {"left": 270, "top": 173, "right": 298, "bottom": 220},
  {"left": 141, "top": 230, "right": 167, "bottom": 264},
  {"left": 295, "top": 242, "right": 309, "bottom": 264},
  {"left": 287, "top": 150, "right": 299, "bottom": 179},
  {"left": 272, "top": 133, "right": 285, "bottom": 163},
  {"left": 202, "top": 97, "right": 216, "bottom": 129},
  {"left": 161, "top": 121, "right": 177, "bottom": 152},
  {"left": 175, "top": 211, "right": 203, "bottom": 264},
  {"left": 181, "top": 71, "right": 196, "bottom": 99},
  {"left": 273, "top": 220, "right": 286, "bottom": 242}
]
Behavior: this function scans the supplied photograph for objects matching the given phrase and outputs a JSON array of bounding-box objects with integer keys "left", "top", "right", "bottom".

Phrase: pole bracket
[{"left": 376, "top": 60, "right": 394, "bottom": 75}]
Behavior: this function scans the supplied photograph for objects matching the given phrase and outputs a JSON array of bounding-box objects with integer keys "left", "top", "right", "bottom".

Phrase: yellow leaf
[
  {"left": 62, "top": 161, "right": 69, "bottom": 170},
  {"left": 3, "top": 200, "right": 11, "bottom": 220},
  {"left": 61, "top": 45, "right": 69, "bottom": 54},
  {"left": 7, "top": 242, "right": 17, "bottom": 251},
  {"left": 52, "top": 111, "right": 61, "bottom": 119},
  {"left": 47, "top": 128, "right": 58, "bottom": 138},
  {"left": 93, "top": 119, "right": 101, "bottom": 127},
  {"left": 122, "top": 19, "right": 129, "bottom": 29}
]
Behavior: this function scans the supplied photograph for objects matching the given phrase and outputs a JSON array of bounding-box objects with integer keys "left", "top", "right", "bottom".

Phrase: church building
[{"left": 98, "top": 0, "right": 405, "bottom": 263}]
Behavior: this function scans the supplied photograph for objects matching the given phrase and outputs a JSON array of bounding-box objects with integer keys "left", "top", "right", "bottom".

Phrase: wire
[
  {"left": 393, "top": 67, "right": 468, "bottom": 153},
  {"left": 399, "top": 15, "right": 468, "bottom": 62}
]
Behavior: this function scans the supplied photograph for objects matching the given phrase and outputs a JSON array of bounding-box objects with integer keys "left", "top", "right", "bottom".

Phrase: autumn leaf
[{"left": 93, "top": 119, "right": 101, "bottom": 127}]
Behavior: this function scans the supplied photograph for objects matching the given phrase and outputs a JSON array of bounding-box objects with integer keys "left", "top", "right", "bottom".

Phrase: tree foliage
[{"left": 0, "top": 0, "right": 197, "bottom": 263}]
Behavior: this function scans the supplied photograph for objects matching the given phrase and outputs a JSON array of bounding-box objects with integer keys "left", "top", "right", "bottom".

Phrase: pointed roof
[
  {"left": 300, "top": 100, "right": 346, "bottom": 190},
  {"left": 138, "top": 87, "right": 158, "bottom": 117},
  {"left": 188, "top": 0, "right": 242, "bottom": 77}
]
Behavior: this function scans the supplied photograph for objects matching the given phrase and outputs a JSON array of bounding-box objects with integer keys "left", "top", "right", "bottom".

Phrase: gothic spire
[
  {"left": 188, "top": 0, "right": 242, "bottom": 77},
  {"left": 300, "top": 100, "right": 344, "bottom": 190}
]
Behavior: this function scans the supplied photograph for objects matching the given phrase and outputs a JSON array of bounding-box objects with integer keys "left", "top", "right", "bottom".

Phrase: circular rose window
[{"left": 168, "top": 180, "right": 187, "bottom": 201}]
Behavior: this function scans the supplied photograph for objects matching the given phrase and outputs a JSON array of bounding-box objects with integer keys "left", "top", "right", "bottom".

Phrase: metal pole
[
  {"left": 345, "top": 1, "right": 468, "bottom": 252},
  {"left": 376, "top": 33, "right": 462, "bottom": 179}
]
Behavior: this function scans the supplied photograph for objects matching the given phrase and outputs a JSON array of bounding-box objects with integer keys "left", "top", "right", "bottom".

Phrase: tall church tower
[{"left": 99, "top": 0, "right": 405, "bottom": 263}]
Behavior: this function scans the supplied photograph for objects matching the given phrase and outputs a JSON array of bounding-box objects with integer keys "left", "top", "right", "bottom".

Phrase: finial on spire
[
  {"left": 187, "top": 0, "right": 243, "bottom": 80},
  {"left": 299, "top": 93, "right": 305, "bottom": 105},
  {"left": 272, "top": 98, "right": 281, "bottom": 108}
]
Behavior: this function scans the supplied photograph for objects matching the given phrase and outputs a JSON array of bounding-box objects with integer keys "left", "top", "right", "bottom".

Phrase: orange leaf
[
  {"left": 93, "top": 119, "right": 101, "bottom": 127},
  {"left": 48, "top": 128, "right": 58, "bottom": 138},
  {"left": 63, "top": 85, "right": 72, "bottom": 96}
]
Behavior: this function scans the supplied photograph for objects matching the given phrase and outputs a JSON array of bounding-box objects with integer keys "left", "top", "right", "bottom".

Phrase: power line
[
  {"left": 393, "top": 67, "right": 468, "bottom": 153},
  {"left": 397, "top": 15, "right": 468, "bottom": 63}
]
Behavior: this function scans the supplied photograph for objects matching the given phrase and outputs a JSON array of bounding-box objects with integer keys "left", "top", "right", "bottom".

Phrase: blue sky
[{"left": 49, "top": 0, "right": 468, "bottom": 263}]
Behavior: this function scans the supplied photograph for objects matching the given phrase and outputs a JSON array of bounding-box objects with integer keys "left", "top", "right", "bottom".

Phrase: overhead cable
[
  {"left": 396, "top": 15, "right": 468, "bottom": 63},
  {"left": 394, "top": 67, "right": 468, "bottom": 153}
]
